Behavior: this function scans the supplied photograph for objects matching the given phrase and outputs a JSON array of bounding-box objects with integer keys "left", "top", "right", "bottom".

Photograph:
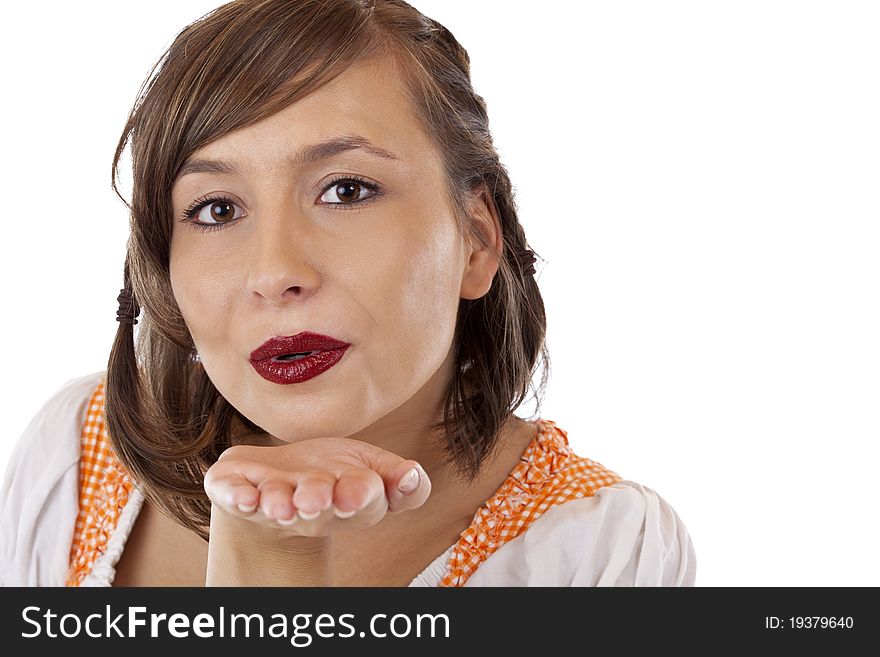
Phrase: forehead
[{"left": 182, "top": 57, "right": 434, "bottom": 172}]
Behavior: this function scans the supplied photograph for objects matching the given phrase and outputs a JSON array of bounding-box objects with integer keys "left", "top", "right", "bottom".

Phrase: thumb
[
  {"left": 386, "top": 461, "right": 431, "bottom": 513},
  {"left": 367, "top": 450, "right": 431, "bottom": 514}
]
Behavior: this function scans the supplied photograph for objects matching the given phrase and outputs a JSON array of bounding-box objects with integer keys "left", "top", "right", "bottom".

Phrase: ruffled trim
[
  {"left": 438, "top": 419, "right": 623, "bottom": 587},
  {"left": 66, "top": 379, "right": 139, "bottom": 587},
  {"left": 80, "top": 488, "right": 144, "bottom": 587}
]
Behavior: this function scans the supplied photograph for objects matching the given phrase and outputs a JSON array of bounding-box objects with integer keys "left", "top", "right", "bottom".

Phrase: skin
[{"left": 167, "top": 55, "right": 534, "bottom": 585}]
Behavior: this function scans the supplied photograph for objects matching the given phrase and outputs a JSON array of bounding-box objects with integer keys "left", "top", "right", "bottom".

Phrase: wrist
[{"left": 205, "top": 504, "right": 331, "bottom": 586}]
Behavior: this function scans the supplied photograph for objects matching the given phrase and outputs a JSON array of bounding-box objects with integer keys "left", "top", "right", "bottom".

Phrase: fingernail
[
  {"left": 237, "top": 503, "right": 256, "bottom": 513},
  {"left": 397, "top": 467, "right": 420, "bottom": 494},
  {"left": 277, "top": 515, "right": 298, "bottom": 526},
  {"left": 334, "top": 506, "right": 357, "bottom": 518},
  {"left": 297, "top": 508, "right": 322, "bottom": 520}
]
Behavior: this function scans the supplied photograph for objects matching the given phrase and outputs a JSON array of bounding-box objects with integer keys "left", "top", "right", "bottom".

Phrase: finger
[
  {"left": 385, "top": 461, "right": 431, "bottom": 514},
  {"left": 257, "top": 479, "right": 296, "bottom": 522},
  {"left": 291, "top": 471, "right": 337, "bottom": 520},
  {"left": 203, "top": 472, "right": 261, "bottom": 516},
  {"left": 333, "top": 467, "right": 385, "bottom": 517}
]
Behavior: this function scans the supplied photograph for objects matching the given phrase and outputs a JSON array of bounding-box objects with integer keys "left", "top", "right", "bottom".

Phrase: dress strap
[
  {"left": 66, "top": 378, "right": 136, "bottom": 586},
  {"left": 438, "top": 419, "right": 623, "bottom": 587}
]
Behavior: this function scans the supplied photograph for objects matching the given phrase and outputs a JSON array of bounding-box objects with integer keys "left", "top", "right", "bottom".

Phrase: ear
[{"left": 460, "top": 187, "right": 504, "bottom": 301}]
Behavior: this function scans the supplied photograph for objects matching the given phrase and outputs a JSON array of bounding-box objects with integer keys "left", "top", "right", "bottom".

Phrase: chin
[{"left": 259, "top": 406, "right": 372, "bottom": 443}]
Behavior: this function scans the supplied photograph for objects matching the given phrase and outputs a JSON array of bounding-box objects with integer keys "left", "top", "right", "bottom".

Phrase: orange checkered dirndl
[
  {"left": 65, "top": 379, "right": 622, "bottom": 587},
  {"left": 65, "top": 379, "right": 135, "bottom": 587}
]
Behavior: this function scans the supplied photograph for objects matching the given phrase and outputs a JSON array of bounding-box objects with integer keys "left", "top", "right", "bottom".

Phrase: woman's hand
[
  {"left": 203, "top": 437, "right": 432, "bottom": 539},
  {"left": 203, "top": 437, "right": 432, "bottom": 585}
]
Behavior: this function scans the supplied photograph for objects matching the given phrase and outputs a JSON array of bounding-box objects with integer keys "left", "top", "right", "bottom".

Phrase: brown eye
[
  {"left": 207, "top": 201, "right": 234, "bottom": 221},
  {"left": 182, "top": 196, "right": 245, "bottom": 230},
  {"left": 319, "top": 177, "right": 379, "bottom": 207},
  {"left": 334, "top": 182, "right": 361, "bottom": 202}
]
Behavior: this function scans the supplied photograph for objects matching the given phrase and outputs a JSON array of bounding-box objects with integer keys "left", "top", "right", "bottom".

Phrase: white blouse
[{"left": 0, "top": 371, "right": 697, "bottom": 587}]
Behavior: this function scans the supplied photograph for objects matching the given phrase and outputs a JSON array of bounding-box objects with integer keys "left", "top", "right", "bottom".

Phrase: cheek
[
  {"left": 381, "top": 227, "right": 463, "bottom": 358},
  {"left": 169, "top": 246, "right": 237, "bottom": 344}
]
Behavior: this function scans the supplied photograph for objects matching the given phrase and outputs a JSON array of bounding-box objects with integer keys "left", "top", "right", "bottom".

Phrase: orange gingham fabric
[
  {"left": 65, "top": 378, "right": 136, "bottom": 587},
  {"left": 438, "top": 419, "right": 623, "bottom": 587}
]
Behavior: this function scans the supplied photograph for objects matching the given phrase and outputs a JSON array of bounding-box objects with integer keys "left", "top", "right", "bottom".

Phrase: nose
[{"left": 246, "top": 205, "right": 321, "bottom": 306}]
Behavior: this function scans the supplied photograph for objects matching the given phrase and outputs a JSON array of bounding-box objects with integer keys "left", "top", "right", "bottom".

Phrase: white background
[{"left": 1, "top": 1, "right": 878, "bottom": 586}]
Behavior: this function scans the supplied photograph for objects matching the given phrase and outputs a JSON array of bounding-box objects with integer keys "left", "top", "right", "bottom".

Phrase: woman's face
[{"left": 169, "top": 57, "right": 499, "bottom": 442}]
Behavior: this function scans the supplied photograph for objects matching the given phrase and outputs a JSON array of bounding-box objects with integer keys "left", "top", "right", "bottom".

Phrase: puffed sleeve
[
  {"left": 563, "top": 480, "right": 697, "bottom": 586},
  {"left": 0, "top": 370, "right": 105, "bottom": 586},
  {"left": 465, "top": 479, "right": 697, "bottom": 586}
]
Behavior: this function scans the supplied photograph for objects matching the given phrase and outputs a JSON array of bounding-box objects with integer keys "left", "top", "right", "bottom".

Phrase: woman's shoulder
[
  {"left": 0, "top": 370, "right": 106, "bottom": 586},
  {"left": 538, "top": 479, "right": 696, "bottom": 585},
  {"left": 467, "top": 477, "right": 697, "bottom": 587},
  {"left": 4, "top": 369, "right": 106, "bottom": 472},
  {"left": 460, "top": 419, "right": 697, "bottom": 586}
]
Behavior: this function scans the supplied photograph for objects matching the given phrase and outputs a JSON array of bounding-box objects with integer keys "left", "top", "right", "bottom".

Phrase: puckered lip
[{"left": 248, "top": 331, "right": 351, "bottom": 363}]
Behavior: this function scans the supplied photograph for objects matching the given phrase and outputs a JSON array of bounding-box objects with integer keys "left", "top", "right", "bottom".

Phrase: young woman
[{"left": 0, "top": 0, "right": 696, "bottom": 587}]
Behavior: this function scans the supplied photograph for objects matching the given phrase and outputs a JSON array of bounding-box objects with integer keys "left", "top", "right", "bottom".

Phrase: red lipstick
[{"left": 249, "top": 331, "right": 351, "bottom": 385}]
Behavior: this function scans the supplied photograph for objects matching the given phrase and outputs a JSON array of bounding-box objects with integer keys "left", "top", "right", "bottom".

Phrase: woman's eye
[
  {"left": 188, "top": 199, "right": 244, "bottom": 226},
  {"left": 319, "top": 179, "right": 376, "bottom": 205}
]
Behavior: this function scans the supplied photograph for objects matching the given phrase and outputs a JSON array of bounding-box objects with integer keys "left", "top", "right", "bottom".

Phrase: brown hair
[{"left": 106, "top": 0, "right": 550, "bottom": 541}]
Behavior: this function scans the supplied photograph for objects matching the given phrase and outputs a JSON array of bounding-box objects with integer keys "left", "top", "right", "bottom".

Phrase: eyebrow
[{"left": 174, "top": 135, "right": 400, "bottom": 182}]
